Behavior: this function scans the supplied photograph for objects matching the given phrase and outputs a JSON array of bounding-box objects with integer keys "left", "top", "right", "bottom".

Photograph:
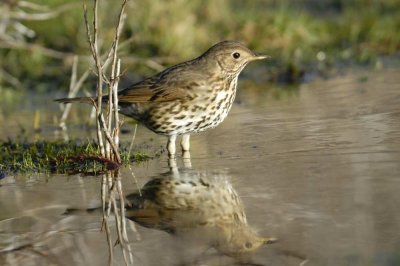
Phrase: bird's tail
[{"left": 55, "top": 96, "right": 97, "bottom": 104}]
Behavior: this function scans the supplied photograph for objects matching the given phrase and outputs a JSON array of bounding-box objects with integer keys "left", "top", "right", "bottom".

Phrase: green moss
[{"left": 0, "top": 140, "right": 153, "bottom": 175}]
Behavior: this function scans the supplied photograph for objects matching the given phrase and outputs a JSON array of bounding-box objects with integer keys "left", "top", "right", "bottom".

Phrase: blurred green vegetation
[{"left": 0, "top": 0, "right": 399, "bottom": 92}]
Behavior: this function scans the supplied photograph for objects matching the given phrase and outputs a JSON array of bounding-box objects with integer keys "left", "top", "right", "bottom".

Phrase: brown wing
[
  {"left": 117, "top": 78, "right": 185, "bottom": 103},
  {"left": 117, "top": 61, "right": 206, "bottom": 103}
]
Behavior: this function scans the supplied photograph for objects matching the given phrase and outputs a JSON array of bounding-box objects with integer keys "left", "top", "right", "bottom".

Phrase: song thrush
[
  {"left": 125, "top": 169, "right": 277, "bottom": 256},
  {"left": 56, "top": 41, "right": 269, "bottom": 157}
]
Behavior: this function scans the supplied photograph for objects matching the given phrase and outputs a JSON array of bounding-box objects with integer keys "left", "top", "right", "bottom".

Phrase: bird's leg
[
  {"left": 167, "top": 134, "right": 177, "bottom": 158},
  {"left": 182, "top": 151, "right": 192, "bottom": 168},
  {"left": 180, "top": 134, "right": 191, "bottom": 152},
  {"left": 168, "top": 156, "right": 179, "bottom": 175}
]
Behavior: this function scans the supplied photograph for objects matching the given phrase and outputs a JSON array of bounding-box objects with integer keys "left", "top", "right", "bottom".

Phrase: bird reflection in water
[{"left": 126, "top": 152, "right": 277, "bottom": 260}]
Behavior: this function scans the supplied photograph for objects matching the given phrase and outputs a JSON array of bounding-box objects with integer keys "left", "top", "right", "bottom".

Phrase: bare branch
[
  {"left": 5, "top": 2, "right": 78, "bottom": 21},
  {"left": 115, "top": 175, "right": 134, "bottom": 264},
  {"left": 101, "top": 174, "right": 114, "bottom": 265},
  {"left": 83, "top": 3, "right": 95, "bottom": 63},
  {"left": 112, "top": 59, "right": 121, "bottom": 150},
  {"left": 59, "top": 56, "right": 91, "bottom": 129},
  {"left": 84, "top": 0, "right": 106, "bottom": 156},
  {"left": 0, "top": 40, "right": 73, "bottom": 59},
  {"left": 58, "top": 1, "right": 133, "bottom": 263},
  {"left": 104, "top": 0, "right": 128, "bottom": 67},
  {"left": 0, "top": 69, "right": 22, "bottom": 88},
  {"left": 0, "top": 40, "right": 169, "bottom": 69},
  {"left": 95, "top": 112, "right": 121, "bottom": 163}
]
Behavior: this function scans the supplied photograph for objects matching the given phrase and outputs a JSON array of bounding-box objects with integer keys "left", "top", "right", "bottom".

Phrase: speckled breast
[{"left": 144, "top": 77, "right": 238, "bottom": 135}]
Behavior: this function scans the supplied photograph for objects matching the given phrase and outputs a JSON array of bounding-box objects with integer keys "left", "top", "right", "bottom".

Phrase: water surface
[{"left": 1, "top": 69, "right": 400, "bottom": 265}]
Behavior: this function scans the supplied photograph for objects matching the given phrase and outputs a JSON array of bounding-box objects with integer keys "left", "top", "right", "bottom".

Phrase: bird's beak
[
  {"left": 253, "top": 53, "right": 271, "bottom": 60},
  {"left": 263, "top": 237, "right": 278, "bottom": 245}
]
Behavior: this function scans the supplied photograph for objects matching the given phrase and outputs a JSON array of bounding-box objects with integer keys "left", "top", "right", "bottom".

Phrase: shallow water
[{"left": 1, "top": 69, "right": 400, "bottom": 265}]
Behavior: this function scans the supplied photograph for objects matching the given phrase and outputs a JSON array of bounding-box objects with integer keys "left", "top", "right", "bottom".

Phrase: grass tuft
[{"left": 0, "top": 139, "right": 153, "bottom": 175}]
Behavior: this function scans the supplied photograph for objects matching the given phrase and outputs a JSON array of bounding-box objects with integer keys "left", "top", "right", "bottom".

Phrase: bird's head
[
  {"left": 215, "top": 223, "right": 277, "bottom": 256},
  {"left": 202, "top": 40, "right": 270, "bottom": 76}
]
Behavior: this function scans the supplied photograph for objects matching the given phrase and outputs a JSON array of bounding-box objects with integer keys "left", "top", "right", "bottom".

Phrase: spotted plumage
[
  {"left": 125, "top": 170, "right": 277, "bottom": 256},
  {"left": 56, "top": 41, "right": 269, "bottom": 157}
]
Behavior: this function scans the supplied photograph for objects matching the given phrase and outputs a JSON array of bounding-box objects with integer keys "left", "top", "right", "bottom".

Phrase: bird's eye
[
  {"left": 232, "top": 52, "right": 241, "bottom": 59},
  {"left": 244, "top": 242, "right": 253, "bottom": 249}
]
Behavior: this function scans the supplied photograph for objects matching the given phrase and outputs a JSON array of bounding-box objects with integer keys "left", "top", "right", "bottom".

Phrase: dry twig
[{"left": 83, "top": 1, "right": 133, "bottom": 265}]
